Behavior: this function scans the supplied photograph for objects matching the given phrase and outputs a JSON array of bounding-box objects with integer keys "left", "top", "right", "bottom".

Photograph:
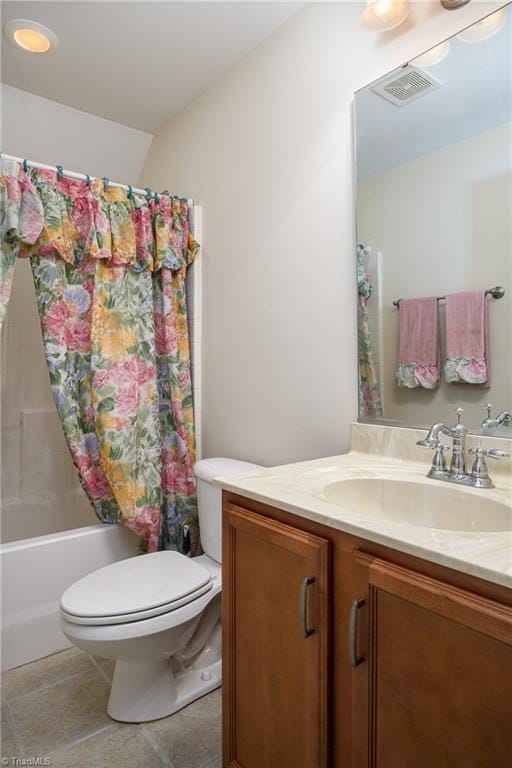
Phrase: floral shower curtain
[
  {"left": 0, "top": 159, "right": 43, "bottom": 328},
  {"left": 0, "top": 158, "right": 200, "bottom": 554},
  {"left": 357, "top": 246, "right": 383, "bottom": 418}
]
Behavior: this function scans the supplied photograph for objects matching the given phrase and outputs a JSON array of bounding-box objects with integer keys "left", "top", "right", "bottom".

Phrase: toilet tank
[{"left": 194, "top": 458, "right": 263, "bottom": 563}]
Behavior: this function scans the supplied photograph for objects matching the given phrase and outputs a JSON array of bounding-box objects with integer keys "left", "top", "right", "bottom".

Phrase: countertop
[{"left": 214, "top": 423, "right": 512, "bottom": 589}]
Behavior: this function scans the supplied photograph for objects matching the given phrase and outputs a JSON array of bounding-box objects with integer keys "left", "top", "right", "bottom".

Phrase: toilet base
[{"left": 107, "top": 657, "right": 222, "bottom": 723}]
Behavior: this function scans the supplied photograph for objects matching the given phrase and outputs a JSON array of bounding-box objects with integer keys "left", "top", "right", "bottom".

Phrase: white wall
[
  {"left": 0, "top": 86, "right": 153, "bottom": 542},
  {"left": 140, "top": 0, "right": 505, "bottom": 466},
  {"left": 358, "top": 124, "right": 512, "bottom": 428},
  {"left": 0, "top": 84, "right": 153, "bottom": 180}
]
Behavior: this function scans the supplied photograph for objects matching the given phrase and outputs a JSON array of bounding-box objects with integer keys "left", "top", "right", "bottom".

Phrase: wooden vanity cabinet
[
  {"left": 222, "top": 502, "right": 330, "bottom": 768},
  {"left": 351, "top": 552, "right": 512, "bottom": 768},
  {"left": 222, "top": 492, "right": 512, "bottom": 768}
]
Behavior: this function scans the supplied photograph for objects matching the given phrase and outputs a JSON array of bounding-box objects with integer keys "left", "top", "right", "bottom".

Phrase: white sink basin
[{"left": 321, "top": 477, "right": 511, "bottom": 532}]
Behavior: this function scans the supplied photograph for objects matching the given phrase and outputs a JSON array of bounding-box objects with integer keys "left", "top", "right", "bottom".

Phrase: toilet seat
[
  {"left": 61, "top": 551, "right": 213, "bottom": 626},
  {"left": 61, "top": 581, "right": 213, "bottom": 626}
]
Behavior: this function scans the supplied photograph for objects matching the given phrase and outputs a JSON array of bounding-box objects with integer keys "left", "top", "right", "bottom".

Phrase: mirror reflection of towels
[
  {"left": 396, "top": 297, "right": 440, "bottom": 389},
  {"left": 444, "top": 291, "right": 490, "bottom": 387}
]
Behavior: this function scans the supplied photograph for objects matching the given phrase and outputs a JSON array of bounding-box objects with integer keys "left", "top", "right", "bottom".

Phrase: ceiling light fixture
[
  {"left": 361, "top": 0, "right": 410, "bottom": 32},
  {"left": 412, "top": 40, "right": 451, "bottom": 67},
  {"left": 4, "top": 19, "right": 58, "bottom": 54},
  {"left": 457, "top": 7, "right": 508, "bottom": 43},
  {"left": 441, "top": 0, "right": 471, "bottom": 9}
]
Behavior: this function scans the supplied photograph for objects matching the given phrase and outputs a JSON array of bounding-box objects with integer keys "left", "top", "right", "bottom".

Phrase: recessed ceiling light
[{"left": 4, "top": 19, "right": 58, "bottom": 54}]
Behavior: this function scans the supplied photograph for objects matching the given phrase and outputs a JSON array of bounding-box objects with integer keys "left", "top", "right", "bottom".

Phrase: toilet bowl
[{"left": 60, "top": 458, "right": 261, "bottom": 723}]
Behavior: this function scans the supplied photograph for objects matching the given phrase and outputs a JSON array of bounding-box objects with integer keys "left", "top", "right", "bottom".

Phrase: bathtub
[{"left": 1, "top": 523, "right": 139, "bottom": 671}]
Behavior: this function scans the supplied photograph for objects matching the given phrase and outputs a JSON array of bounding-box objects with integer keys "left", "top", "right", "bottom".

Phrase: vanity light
[
  {"left": 412, "top": 40, "right": 450, "bottom": 67},
  {"left": 3, "top": 19, "right": 58, "bottom": 54},
  {"left": 440, "top": 0, "right": 472, "bottom": 9},
  {"left": 361, "top": 0, "right": 410, "bottom": 32},
  {"left": 457, "top": 7, "right": 508, "bottom": 43}
]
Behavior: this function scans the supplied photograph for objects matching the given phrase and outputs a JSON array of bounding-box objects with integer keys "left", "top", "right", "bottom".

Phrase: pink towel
[
  {"left": 444, "top": 291, "right": 489, "bottom": 386},
  {"left": 396, "top": 297, "right": 440, "bottom": 389}
]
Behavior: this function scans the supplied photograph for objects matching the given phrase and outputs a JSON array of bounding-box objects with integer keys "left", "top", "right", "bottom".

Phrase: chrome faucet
[
  {"left": 481, "top": 403, "right": 512, "bottom": 431},
  {"left": 417, "top": 407, "right": 510, "bottom": 489}
]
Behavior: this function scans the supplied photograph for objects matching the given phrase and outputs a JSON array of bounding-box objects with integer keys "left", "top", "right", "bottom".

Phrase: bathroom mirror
[{"left": 355, "top": 7, "right": 511, "bottom": 435}]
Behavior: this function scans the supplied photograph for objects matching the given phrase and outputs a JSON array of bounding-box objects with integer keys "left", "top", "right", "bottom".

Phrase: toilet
[{"left": 60, "top": 458, "right": 261, "bottom": 723}]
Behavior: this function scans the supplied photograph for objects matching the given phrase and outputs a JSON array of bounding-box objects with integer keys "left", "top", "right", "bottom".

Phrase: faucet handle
[
  {"left": 427, "top": 443, "right": 450, "bottom": 475},
  {"left": 487, "top": 449, "right": 510, "bottom": 460},
  {"left": 455, "top": 406, "right": 464, "bottom": 424},
  {"left": 469, "top": 447, "right": 510, "bottom": 460},
  {"left": 468, "top": 446, "right": 509, "bottom": 489}
]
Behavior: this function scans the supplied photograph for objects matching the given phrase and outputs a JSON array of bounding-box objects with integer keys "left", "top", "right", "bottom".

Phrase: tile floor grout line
[
  {"left": 1, "top": 691, "right": 27, "bottom": 758},
  {"left": 140, "top": 724, "right": 177, "bottom": 768},
  {"left": 200, "top": 757, "right": 222, "bottom": 768},
  {"left": 3, "top": 657, "right": 110, "bottom": 703},
  {"left": 88, "top": 654, "right": 113, "bottom": 686},
  {"left": 3, "top": 649, "right": 221, "bottom": 767},
  {"left": 47, "top": 723, "right": 116, "bottom": 758}
]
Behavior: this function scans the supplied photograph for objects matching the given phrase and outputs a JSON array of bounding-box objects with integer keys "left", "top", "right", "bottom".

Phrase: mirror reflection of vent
[{"left": 372, "top": 66, "right": 442, "bottom": 107}]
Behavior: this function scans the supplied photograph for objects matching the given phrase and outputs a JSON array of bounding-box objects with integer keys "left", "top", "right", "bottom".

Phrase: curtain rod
[
  {"left": 0, "top": 152, "right": 193, "bottom": 206},
  {"left": 393, "top": 286, "right": 506, "bottom": 307}
]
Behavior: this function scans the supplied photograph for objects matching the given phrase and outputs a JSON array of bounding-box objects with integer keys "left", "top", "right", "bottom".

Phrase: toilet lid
[{"left": 61, "top": 551, "right": 211, "bottom": 621}]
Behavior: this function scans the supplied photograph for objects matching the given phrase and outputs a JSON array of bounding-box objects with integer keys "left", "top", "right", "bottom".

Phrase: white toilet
[{"left": 60, "top": 458, "right": 261, "bottom": 723}]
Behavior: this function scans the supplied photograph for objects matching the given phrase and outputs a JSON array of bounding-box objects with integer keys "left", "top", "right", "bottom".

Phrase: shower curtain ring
[
  {"left": 85, "top": 174, "right": 91, "bottom": 187},
  {"left": 155, "top": 192, "right": 160, "bottom": 203},
  {"left": 23, "top": 159, "right": 28, "bottom": 173},
  {"left": 56, "top": 164, "right": 64, "bottom": 180},
  {"left": 145, "top": 186, "right": 153, "bottom": 200},
  {"left": 127, "top": 185, "right": 133, "bottom": 199},
  {"left": 103, "top": 176, "right": 109, "bottom": 190}
]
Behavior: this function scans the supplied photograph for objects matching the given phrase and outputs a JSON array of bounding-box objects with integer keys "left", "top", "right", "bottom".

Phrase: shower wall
[
  {"left": 0, "top": 85, "right": 153, "bottom": 542},
  {"left": 1, "top": 260, "right": 95, "bottom": 543}
]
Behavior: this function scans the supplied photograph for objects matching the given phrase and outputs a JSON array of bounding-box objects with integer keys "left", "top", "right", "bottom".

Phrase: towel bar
[{"left": 392, "top": 286, "right": 505, "bottom": 308}]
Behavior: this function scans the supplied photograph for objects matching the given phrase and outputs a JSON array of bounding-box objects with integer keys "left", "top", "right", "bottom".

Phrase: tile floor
[{"left": 0, "top": 647, "right": 221, "bottom": 768}]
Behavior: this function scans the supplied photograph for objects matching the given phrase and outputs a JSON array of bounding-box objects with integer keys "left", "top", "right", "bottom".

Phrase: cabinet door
[
  {"left": 223, "top": 502, "right": 329, "bottom": 768},
  {"left": 351, "top": 552, "right": 512, "bottom": 768}
]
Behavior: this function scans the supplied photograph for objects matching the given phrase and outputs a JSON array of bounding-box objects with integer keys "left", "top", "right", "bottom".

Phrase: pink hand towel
[
  {"left": 396, "top": 297, "right": 440, "bottom": 389},
  {"left": 444, "top": 291, "right": 489, "bottom": 386}
]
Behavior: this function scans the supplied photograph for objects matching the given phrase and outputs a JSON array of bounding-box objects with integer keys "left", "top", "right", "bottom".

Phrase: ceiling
[
  {"left": 356, "top": 8, "right": 511, "bottom": 178},
  {"left": 1, "top": 1, "right": 302, "bottom": 133}
]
